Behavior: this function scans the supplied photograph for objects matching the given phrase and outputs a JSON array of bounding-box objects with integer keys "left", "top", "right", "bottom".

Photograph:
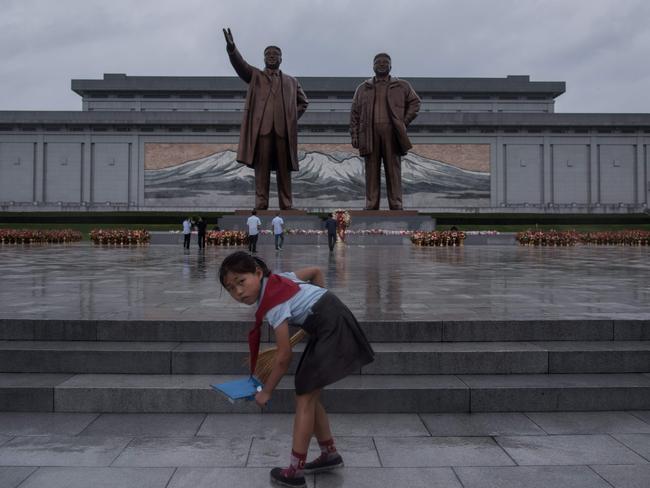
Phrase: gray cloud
[{"left": 1, "top": 0, "right": 648, "bottom": 112}]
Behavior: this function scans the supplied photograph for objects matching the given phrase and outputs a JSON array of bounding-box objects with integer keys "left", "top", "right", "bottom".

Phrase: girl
[{"left": 219, "top": 251, "right": 374, "bottom": 488}]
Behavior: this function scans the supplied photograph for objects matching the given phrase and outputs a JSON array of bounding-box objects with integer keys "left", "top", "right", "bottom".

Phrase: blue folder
[{"left": 211, "top": 376, "right": 263, "bottom": 403}]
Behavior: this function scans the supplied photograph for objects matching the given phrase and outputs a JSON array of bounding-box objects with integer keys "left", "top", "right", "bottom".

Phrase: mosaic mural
[{"left": 144, "top": 143, "right": 490, "bottom": 209}]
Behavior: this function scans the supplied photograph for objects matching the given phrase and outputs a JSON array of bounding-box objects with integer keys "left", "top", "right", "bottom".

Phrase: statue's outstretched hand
[{"left": 223, "top": 28, "right": 235, "bottom": 50}]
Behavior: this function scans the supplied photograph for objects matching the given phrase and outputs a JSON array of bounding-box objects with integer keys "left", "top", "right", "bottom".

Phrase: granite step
[
  {"left": 0, "top": 341, "right": 648, "bottom": 375},
  {"left": 1, "top": 373, "right": 649, "bottom": 413},
  {"left": 1, "top": 319, "right": 648, "bottom": 342}
]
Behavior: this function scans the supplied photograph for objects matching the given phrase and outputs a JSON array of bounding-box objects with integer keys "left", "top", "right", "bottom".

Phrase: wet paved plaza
[
  {"left": 0, "top": 242, "right": 649, "bottom": 321},
  {"left": 1, "top": 242, "right": 650, "bottom": 487}
]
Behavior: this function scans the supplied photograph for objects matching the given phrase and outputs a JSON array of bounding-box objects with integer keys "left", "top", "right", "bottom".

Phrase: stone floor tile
[
  {"left": 0, "top": 467, "right": 36, "bottom": 488},
  {"left": 495, "top": 434, "right": 648, "bottom": 465},
  {"left": 374, "top": 436, "right": 514, "bottom": 467},
  {"left": 328, "top": 414, "right": 429, "bottom": 437},
  {"left": 0, "top": 412, "right": 98, "bottom": 436},
  {"left": 631, "top": 411, "right": 650, "bottom": 424},
  {"left": 197, "top": 413, "right": 294, "bottom": 437},
  {"left": 420, "top": 413, "right": 546, "bottom": 436},
  {"left": 455, "top": 466, "right": 612, "bottom": 488},
  {"left": 111, "top": 436, "right": 250, "bottom": 467},
  {"left": 167, "top": 467, "right": 314, "bottom": 488},
  {"left": 591, "top": 464, "right": 650, "bottom": 488},
  {"left": 0, "top": 435, "right": 131, "bottom": 467},
  {"left": 612, "top": 434, "right": 650, "bottom": 460},
  {"left": 526, "top": 411, "right": 650, "bottom": 434},
  {"left": 81, "top": 413, "right": 206, "bottom": 437},
  {"left": 248, "top": 436, "right": 379, "bottom": 467},
  {"left": 314, "top": 467, "right": 462, "bottom": 488},
  {"left": 18, "top": 467, "right": 174, "bottom": 488}
]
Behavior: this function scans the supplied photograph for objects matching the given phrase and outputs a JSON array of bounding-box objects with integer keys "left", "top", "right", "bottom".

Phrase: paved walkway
[
  {"left": 1, "top": 243, "right": 649, "bottom": 486},
  {"left": 1, "top": 243, "right": 649, "bottom": 321},
  {"left": 0, "top": 411, "right": 648, "bottom": 487}
]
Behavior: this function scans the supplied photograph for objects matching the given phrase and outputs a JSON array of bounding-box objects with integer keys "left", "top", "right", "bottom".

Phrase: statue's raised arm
[
  {"left": 222, "top": 28, "right": 235, "bottom": 52},
  {"left": 222, "top": 27, "right": 253, "bottom": 84}
]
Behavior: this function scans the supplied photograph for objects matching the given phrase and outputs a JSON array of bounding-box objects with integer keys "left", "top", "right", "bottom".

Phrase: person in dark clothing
[
  {"left": 324, "top": 214, "right": 338, "bottom": 251},
  {"left": 196, "top": 216, "right": 208, "bottom": 249}
]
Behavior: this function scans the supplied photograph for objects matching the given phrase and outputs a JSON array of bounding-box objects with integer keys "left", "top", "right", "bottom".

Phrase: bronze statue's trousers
[
  {"left": 364, "top": 123, "right": 403, "bottom": 210},
  {"left": 253, "top": 134, "right": 292, "bottom": 210}
]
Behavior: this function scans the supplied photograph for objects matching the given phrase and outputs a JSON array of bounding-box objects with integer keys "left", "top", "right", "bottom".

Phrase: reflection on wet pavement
[{"left": 1, "top": 243, "right": 649, "bottom": 321}]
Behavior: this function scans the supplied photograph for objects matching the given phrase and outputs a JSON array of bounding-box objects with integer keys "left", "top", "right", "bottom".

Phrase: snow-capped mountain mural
[{"left": 144, "top": 150, "right": 490, "bottom": 209}]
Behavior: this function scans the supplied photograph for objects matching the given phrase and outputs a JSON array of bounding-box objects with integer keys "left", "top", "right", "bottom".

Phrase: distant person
[
  {"left": 182, "top": 217, "right": 192, "bottom": 249},
  {"left": 272, "top": 211, "right": 285, "bottom": 250},
  {"left": 246, "top": 209, "right": 262, "bottom": 253},
  {"left": 325, "top": 213, "right": 338, "bottom": 252},
  {"left": 196, "top": 216, "right": 208, "bottom": 249},
  {"left": 450, "top": 226, "right": 459, "bottom": 231}
]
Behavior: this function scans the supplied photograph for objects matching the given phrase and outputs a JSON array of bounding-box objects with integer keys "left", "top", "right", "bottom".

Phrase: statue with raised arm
[
  {"left": 223, "top": 28, "right": 308, "bottom": 210},
  {"left": 350, "top": 53, "right": 421, "bottom": 210}
]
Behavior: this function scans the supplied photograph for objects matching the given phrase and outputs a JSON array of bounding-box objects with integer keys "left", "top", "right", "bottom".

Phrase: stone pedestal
[
  {"left": 219, "top": 210, "right": 322, "bottom": 231},
  {"left": 347, "top": 210, "right": 436, "bottom": 231}
]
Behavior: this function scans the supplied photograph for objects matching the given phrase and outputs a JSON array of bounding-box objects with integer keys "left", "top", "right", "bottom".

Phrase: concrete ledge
[
  {"left": 462, "top": 373, "right": 650, "bottom": 412},
  {"left": 614, "top": 320, "right": 650, "bottom": 340},
  {"left": 0, "top": 374, "right": 72, "bottom": 411},
  {"left": 0, "top": 320, "right": 634, "bottom": 342},
  {"left": 443, "top": 320, "right": 614, "bottom": 342}
]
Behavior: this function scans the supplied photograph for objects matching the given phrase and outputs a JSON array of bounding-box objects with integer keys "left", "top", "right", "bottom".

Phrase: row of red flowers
[
  {"left": 411, "top": 231, "right": 466, "bottom": 246},
  {"left": 0, "top": 228, "right": 83, "bottom": 244},
  {"left": 517, "top": 230, "right": 650, "bottom": 246},
  {"left": 581, "top": 230, "right": 650, "bottom": 245},
  {"left": 89, "top": 229, "right": 150, "bottom": 245},
  {"left": 206, "top": 230, "right": 247, "bottom": 246},
  {"left": 517, "top": 230, "right": 580, "bottom": 246}
]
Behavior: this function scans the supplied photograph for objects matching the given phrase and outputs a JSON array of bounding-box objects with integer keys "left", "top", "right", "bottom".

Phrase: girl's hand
[{"left": 255, "top": 389, "right": 271, "bottom": 408}]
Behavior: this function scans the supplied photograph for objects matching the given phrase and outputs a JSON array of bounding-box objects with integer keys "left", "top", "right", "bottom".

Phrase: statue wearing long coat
[{"left": 228, "top": 47, "right": 308, "bottom": 171}]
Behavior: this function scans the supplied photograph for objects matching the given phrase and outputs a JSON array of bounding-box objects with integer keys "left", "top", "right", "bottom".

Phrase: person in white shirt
[
  {"left": 246, "top": 209, "right": 262, "bottom": 253},
  {"left": 271, "top": 211, "right": 285, "bottom": 250},
  {"left": 182, "top": 217, "right": 192, "bottom": 249}
]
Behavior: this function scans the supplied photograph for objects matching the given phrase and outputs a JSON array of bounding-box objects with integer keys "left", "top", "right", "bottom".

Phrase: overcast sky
[{"left": 2, "top": 0, "right": 649, "bottom": 113}]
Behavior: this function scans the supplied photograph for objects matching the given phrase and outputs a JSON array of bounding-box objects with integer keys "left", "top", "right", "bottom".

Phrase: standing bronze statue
[
  {"left": 223, "top": 28, "right": 308, "bottom": 210},
  {"left": 350, "top": 53, "right": 421, "bottom": 210}
]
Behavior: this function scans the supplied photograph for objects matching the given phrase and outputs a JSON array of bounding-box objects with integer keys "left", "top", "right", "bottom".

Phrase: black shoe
[
  {"left": 303, "top": 453, "right": 344, "bottom": 474},
  {"left": 270, "top": 468, "right": 306, "bottom": 488}
]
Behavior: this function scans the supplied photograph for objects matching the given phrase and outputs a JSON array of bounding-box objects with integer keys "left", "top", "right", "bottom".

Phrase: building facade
[{"left": 0, "top": 73, "right": 648, "bottom": 213}]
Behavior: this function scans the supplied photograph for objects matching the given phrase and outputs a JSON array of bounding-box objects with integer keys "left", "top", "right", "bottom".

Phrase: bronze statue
[
  {"left": 350, "top": 53, "right": 421, "bottom": 210},
  {"left": 223, "top": 28, "right": 308, "bottom": 210}
]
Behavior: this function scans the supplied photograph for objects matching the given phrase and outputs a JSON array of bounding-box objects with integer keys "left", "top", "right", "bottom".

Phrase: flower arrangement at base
[
  {"left": 580, "top": 230, "right": 650, "bottom": 246},
  {"left": 206, "top": 230, "right": 247, "bottom": 246},
  {"left": 516, "top": 229, "right": 650, "bottom": 246},
  {"left": 0, "top": 229, "right": 83, "bottom": 244},
  {"left": 516, "top": 230, "right": 579, "bottom": 246},
  {"left": 333, "top": 209, "right": 352, "bottom": 242},
  {"left": 410, "top": 230, "right": 465, "bottom": 246},
  {"left": 89, "top": 229, "right": 150, "bottom": 245}
]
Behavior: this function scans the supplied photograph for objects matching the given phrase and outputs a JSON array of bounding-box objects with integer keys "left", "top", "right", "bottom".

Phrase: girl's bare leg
[
  {"left": 313, "top": 400, "right": 333, "bottom": 442},
  {"left": 292, "top": 389, "right": 321, "bottom": 453}
]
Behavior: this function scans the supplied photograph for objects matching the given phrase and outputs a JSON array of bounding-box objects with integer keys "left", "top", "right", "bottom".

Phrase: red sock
[
  {"left": 318, "top": 438, "right": 337, "bottom": 460},
  {"left": 281, "top": 449, "right": 306, "bottom": 478}
]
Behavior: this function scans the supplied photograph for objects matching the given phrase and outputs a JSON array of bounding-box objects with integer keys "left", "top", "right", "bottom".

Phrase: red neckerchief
[{"left": 250, "top": 274, "right": 300, "bottom": 376}]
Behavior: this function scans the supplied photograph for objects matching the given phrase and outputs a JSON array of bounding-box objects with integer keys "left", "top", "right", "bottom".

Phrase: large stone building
[{"left": 0, "top": 73, "right": 648, "bottom": 213}]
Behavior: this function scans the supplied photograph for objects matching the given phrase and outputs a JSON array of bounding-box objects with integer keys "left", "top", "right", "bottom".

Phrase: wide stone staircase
[{"left": 0, "top": 319, "right": 648, "bottom": 413}]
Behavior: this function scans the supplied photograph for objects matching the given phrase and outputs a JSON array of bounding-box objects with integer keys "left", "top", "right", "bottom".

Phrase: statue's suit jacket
[
  {"left": 228, "top": 47, "right": 308, "bottom": 171},
  {"left": 350, "top": 77, "right": 421, "bottom": 157}
]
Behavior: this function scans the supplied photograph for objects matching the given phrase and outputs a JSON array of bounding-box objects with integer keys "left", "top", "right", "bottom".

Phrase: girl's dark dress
[{"left": 294, "top": 291, "right": 374, "bottom": 394}]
